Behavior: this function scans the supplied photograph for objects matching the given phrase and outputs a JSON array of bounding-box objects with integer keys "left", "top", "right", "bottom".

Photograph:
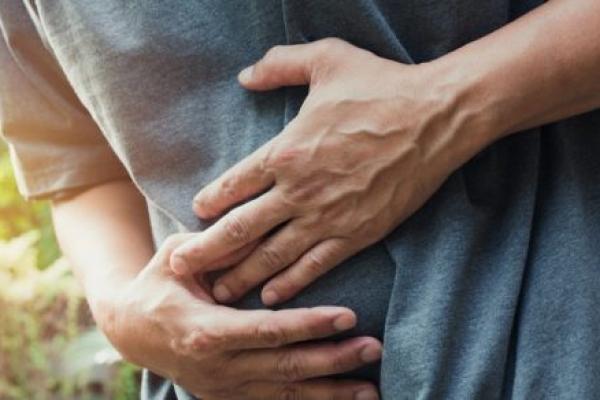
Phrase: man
[{"left": 1, "top": 1, "right": 599, "bottom": 399}]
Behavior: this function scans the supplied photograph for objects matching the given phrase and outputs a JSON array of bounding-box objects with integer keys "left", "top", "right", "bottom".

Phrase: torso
[{"left": 21, "top": 1, "right": 600, "bottom": 398}]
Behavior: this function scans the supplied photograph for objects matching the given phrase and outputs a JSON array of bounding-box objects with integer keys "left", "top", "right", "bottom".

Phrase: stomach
[
  {"left": 150, "top": 204, "right": 396, "bottom": 384},
  {"left": 233, "top": 241, "right": 397, "bottom": 383}
]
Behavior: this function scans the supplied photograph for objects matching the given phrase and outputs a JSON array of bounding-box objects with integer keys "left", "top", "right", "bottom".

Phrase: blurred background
[{"left": 0, "top": 140, "right": 139, "bottom": 400}]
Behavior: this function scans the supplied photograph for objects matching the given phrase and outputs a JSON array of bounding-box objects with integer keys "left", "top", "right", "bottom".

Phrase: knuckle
[
  {"left": 259, "top": 145, "right": 276, "bottom": 169},
  {"left": 261, "top": 147, "right": 294, "bottom": 170},
  {"left": 257, "top": 45, "right": 289, "bottom": 82},
  {"left": 317, "top": 37, "right": 342, "bottom": 48},
  {"left": 258, "top": 246, "right": 287, "bottom": 271},
  {"left": 276, "top": 352, "right": 305, "bottom": 382},
  {"left": 168, "top": 336, "right": 188, "bottom": 356},
  {"left": 310, "top": 38, "right": 350, "bottom": 80},
  {"left": 305, "top": 250, "right": 328, "bottom": 276},
  {"left": 223, "top": 213, "right": 251, "bottom": 244},
  {"left": 178, "top": 326, "right": 221, "bottom": 355},
  {"left": 283, "top": 183, "right": 319, "bottom": 204},
  {"left": 280, "top": 175, "right": 325, "bottom": 204},
  {"left": 130, "top": 291, "right": 173, "bottom": 333},
  {"left": 219, "top": 174, "right": 241, "bottom": 201},
  {"left": 315, "top": 37, "right": 345, "bottom": 57},
  {"left": 329, "top": 349, "right": 350, "bottom": 373},
  {"left": 255, "top": 321, "right": 287, "bottom": 348},
  {"left": 264, "top": 45, "right": 285, "bottom": 62}
]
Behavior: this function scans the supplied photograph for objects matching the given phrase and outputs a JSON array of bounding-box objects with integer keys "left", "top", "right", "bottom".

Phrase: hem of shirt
[{"left": 14, "top": 161, "right": 130, "bottom": 201}]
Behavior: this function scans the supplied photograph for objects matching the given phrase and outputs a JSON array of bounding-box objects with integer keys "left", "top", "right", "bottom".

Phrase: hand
[
  {"left": 105, "top": 233, "right": 382, "bottom": 400},
  {"left": 171, "top": 38, "right": 489, "bottom": 305}
]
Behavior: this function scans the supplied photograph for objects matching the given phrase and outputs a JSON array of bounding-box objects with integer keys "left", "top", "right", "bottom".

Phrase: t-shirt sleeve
[{"left": 0, "top": 2, "right": 128, "bottom": 200}]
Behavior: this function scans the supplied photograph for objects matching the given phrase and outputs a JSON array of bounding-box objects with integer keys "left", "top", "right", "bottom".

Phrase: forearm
[
  {"left": 51, "top": 180, "right": 154, "bottom": 331},
  {"left": 431, "top": 0, "right": 600, "bottom": 146}
]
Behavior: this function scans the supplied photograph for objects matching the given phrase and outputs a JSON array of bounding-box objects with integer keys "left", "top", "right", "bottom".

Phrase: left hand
[{"left": 171, "top": 38, "right": 490, "bottom": 306}]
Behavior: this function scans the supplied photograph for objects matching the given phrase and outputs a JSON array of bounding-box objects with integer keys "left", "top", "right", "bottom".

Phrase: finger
[
  {"left": 262, "top": 238, "right": 355, "bottom": 305},
  {"left": 212, "top": 221, "right": 322, "bottom": 303},
  {"left": 238, "top": 39, "right": 344, "bottom": 91},
  {"left": 237, "top": 337, "right": 382, "bottom": 382},
  {"left": 244, "top": 379, "right": 379, "bottom": 400},
  {"left": 158, "top": 233, "right": 196, "bottom": 260},
  {"left": 188, "top": 241, "right": 258, "bottom": 304},
  {"left": 170, "top": 191, "right": 291, "bottom": 275},
  {"left": 193, "top": 141, "right": 275, "bottom": 219},
  {"left": 189, "top": 239, "right": 260, "bottom": 300},
  {"left": 201, "top": 239, "right": 260, "bottom": 270},
  {"left": 188, "top": 306, "right": 357, "bottom": 352}
]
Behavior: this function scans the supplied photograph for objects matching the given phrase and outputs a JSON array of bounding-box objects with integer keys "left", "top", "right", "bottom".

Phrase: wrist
[
  {"left": 83, "top": 274, "right": 134, "bottom": 345},
  {"left": 419, "top": 54, "right": 508, "bottom": 160},
  {"left": 87, "top": 277, "right": 152, "bottom": 369}
]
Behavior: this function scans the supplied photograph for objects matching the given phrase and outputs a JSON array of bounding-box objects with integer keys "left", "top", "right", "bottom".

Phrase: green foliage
[
  {"left": 0, "top": 143, "right": 59, "bottom": 269},
  {"left": 0, "top": 232, "right": 140, "bottom": 400},
  {"left": 0, "top": 144, "right": 140, "bottom": 399},
  {"left": 1, "top": 232, "right": 84, "bottom": 399}
]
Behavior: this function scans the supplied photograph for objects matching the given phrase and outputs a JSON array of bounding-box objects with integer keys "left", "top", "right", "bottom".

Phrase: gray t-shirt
[{"left": 2, "top": 1, "right": 600, "bottom": 399}]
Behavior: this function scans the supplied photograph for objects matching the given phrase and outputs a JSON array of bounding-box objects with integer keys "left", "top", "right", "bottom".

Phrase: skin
[
  {"left": 51, "top": 0, "right": 600, "bottom": 398},
  {"left": 52, "top": 181, "right": 382, "bottom": 400},
  {"left": 170, "top": 0, "right": 600, "bottom": 306}
]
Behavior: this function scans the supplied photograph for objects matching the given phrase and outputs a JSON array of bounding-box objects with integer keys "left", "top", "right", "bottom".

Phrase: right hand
[{"left": 103, "top": 234, "right": 382, "bottom": 400}]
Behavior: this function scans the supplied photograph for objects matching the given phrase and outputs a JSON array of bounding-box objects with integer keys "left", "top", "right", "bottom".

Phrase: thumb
[{"left": 238, "top": 41, "right": 325, "bottom": 91}]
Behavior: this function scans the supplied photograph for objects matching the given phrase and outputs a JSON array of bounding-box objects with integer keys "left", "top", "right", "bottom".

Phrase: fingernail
[
  {"left": 171, "top": 254, "right": 189, "bottom": 275},
  {"left": 354, "top": 388, "right": 379, "bottom": 400},
  {"left": 333, "top": 314, "right": 356, "bottom": 331},
  {"left": 359, "top": 343, "right": 382, "bottom": 363},
  {"left": 238, "top": 65, "right": 254, "bottom": 83},
  {"left": 214, "top": 284, "right": 232, "bottom": 302},
  {"left": 262, "top": 290, "right": 280, "bottom": 306}
]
